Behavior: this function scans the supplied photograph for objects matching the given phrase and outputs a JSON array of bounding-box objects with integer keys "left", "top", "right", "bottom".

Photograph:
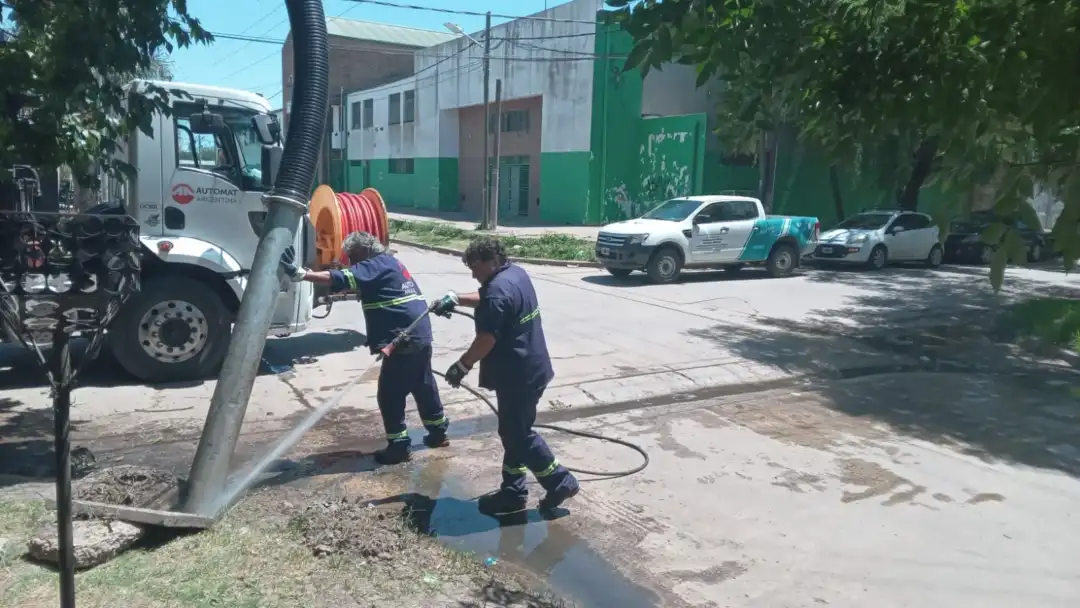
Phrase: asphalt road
[{"left": 2, "top": 247, "right": 1079, "bottom": 606}]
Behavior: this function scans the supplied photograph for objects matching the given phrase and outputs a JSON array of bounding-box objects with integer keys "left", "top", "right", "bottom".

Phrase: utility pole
[
  {"left": 480, "top": 11, "right": 492, "bottom": 230},
  {"left": 489, "top": 79, "right": 503, "bottom": 229}
]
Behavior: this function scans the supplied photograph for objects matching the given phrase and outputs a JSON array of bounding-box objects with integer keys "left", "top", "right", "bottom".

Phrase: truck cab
[
  {"left": 595, "top": 196, "right": 820, "bottom": 284},
  {"left": 104, "top": 80, "right": 314, "bottom": 383}
]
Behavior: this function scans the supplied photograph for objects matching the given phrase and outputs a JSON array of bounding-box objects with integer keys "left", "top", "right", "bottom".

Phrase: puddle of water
[{"left": 405, "top": 459, "right": 660, "bottom": 607}]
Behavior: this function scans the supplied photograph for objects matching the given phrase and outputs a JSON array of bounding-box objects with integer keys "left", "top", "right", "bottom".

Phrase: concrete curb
[{"left": 390, "top": 238, "right": 602, "bottom": 268}]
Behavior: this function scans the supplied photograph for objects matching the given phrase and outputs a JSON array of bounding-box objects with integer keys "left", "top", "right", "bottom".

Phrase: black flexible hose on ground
[{"left": 435, "top": 309, "right": 650, "bottom": 479}]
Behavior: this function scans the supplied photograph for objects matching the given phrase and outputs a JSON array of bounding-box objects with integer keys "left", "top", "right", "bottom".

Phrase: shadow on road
[
  {"left": 685, "top": 267, "right": 1080, "bottom": 477},
  {"left": 0, "top": 329, "right": 366, "bottom": 391},
  {"left": 581, "top": 267, "right": 788, "bottom": 287}
]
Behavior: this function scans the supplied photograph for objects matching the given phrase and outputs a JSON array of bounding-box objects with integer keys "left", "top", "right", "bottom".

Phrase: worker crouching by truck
[
  {"left": 433, "top": 236, "right": 580, "bottom": 515},
  {"left": 279, "top": 232, "right": 449, "bottom": 465}
]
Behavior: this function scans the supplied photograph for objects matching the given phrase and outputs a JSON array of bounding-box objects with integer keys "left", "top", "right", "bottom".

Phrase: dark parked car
[{"left": 944, "top": 211, "right": 1049, "bottom": 265}]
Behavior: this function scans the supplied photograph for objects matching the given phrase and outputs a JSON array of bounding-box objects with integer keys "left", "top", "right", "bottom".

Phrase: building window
[
  {"left": 403, "top": 90, "right": 415, "bottom": 123},
  {"left": 389, "top": 93, "right": 401, "bottom": 125},
  {"left": 490, "top": 109, "right": 531, "bottom": 133},
  {"left": 389, "top": 158, "right": 414, "bottom": 174},
  {"left": 362, "top": 99, "right": 373, "bottom": 128},
  {"left": 350, "top": 101, "right": 362, "bottom": 129},
  {"left": 503, "top": 109, "right": 530, "bottom": 133}
]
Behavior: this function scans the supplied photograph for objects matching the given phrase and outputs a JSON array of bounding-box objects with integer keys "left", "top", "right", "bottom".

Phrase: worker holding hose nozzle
[
  {"left": 431, "top": 236, "right": 580, "bottom": 515},
  {"left": 279, "top": 232, "right": 450, "bottom": 465}
]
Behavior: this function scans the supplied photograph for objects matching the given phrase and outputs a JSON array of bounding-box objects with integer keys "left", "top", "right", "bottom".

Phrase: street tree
[
  {"left": 603, "top": 0, "right": 1080, "bottom": 288},
  {"left": 0, "top": 0, "right": 211, "bottom": 191}
]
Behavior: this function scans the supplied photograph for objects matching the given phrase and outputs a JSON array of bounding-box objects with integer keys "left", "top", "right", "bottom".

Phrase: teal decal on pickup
[{"left": 736, "top": 217, "right": 816, "bottom": 262}]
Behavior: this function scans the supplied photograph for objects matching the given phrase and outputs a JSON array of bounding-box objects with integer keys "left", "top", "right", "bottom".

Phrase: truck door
[
  {"left": 167, "top": 101, "right": 305, "bottom": 329},
  {"left": 689, "top": 202, "right": 732, "bottom": 263},
  {"left": 717, "top": 200, "right": 763, "bottom": 261}
]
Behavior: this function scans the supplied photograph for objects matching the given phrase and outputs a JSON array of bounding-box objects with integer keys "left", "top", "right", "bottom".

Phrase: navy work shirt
[
  {"left": 474, "top": 263, "right": 554, "bottom": 391},
  {"left": 327, "top": 253, "right": 431, "bottom": 354}
]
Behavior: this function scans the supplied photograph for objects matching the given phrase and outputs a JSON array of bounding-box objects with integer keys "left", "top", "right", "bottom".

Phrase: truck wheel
[
  {"left": 646, "top": 247, "right": 683, "bottom": 284},
  {"left": 109, "top": 276, "right": 232, "bottom": 384},
  {"left": 606, "top": 267, "right": 633, "bottom": 278},
  {"left": 766, "top": 243, "right": 798, "bottom": 278}
]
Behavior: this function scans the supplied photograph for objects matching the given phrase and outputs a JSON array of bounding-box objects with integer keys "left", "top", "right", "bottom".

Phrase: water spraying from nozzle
[{"left": 208, "top": 356, "right": 381, "bottom": 516}]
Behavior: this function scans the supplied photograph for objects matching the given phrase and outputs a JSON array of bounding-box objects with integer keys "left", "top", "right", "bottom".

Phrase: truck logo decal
[
  {"left": 172, "top": 184, "right": 195, "bottom": 205},
  {"left": 145, "top": 213, "right": 160, "bottom": 227}
]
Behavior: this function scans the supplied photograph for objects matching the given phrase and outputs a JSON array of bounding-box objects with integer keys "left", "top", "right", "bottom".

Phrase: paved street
[{"left": 2, "top": 246, "right": 1080, "bottom": 606}]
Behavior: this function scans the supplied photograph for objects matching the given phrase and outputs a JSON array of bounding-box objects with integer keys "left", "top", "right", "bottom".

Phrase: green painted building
[{"left": 341, "top": 0, "right": 960, "bottom": 227}]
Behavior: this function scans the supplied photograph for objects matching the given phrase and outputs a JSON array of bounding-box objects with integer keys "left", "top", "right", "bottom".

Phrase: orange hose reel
[{"left": 308, "top": 185, "right": 390, "bottom": 268}]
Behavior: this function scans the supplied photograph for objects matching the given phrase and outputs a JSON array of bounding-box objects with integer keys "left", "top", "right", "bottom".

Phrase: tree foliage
[
  {"left": 604, "top": 0, "right": 1080, "bottom": 285},
  {"left": 0, "top": 0, "right": 211, "bottom": 187}
]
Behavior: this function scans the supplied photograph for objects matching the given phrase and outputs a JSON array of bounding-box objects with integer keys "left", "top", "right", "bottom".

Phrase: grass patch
[
  {"left": 998, "top": 298, "right": 1080, "bottom": 351},
  {"left": 0, "top": 496, "right": 570, "bottom": 608},
  {"left": 389, "top": 219, "right": 594, "bottom": 262}
]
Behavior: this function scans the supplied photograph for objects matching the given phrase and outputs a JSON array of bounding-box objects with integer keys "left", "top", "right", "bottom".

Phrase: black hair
[{"left": 463, "top": 236, "right": 507, "bottom": 266}]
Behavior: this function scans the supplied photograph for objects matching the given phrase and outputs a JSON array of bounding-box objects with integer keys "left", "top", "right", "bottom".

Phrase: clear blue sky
[{"left": 172, "top": 0, "right": 559, "bottom": 110}]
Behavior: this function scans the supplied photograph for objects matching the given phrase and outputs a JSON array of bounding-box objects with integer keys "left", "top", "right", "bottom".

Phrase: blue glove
[
  {"left": 280, "top": 246, "right": 306, "bottom": 282},
  {"left": 430, "top": 291, "right": 459, "bottom": 318},
  {"left": 444, "top": 360, "right": 471, "bottom": 388}
]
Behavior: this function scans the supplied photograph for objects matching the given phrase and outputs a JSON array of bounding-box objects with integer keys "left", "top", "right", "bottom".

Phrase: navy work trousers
[
  {"left": 496, "top": 384, "right": 575, "bottom": 498},
  {"left": 376, "top": 343, "right": 448, "bottom": 444}
]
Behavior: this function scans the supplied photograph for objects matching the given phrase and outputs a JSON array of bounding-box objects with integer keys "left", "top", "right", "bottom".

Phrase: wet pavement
[{"left": 3, "top": 249, "right": 1080, "bottom": 605}]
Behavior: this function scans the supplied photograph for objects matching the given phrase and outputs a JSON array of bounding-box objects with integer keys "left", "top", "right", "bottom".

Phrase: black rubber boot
[
  {"left": 538, "top": 484, "right": 580, "bottom": 511},
  {"left": 423, "top": 432, "right": 449, "bottom": 449},
  {"left": 477, "top": 491, "right": 528, "bottom": 516},
  {"left": 373, "top": 442, "right": 411, "bottom": 465}
]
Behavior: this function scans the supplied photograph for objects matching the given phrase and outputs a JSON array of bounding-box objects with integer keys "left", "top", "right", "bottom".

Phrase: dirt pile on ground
[
  {"left": 73, "top": 465, "right": 182, "bottom": 511},
  {"left": 290, "top": 497, "right": 411, "bottom": 558}
]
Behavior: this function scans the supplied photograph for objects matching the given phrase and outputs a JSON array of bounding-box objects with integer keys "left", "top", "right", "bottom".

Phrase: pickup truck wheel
[
  {"left": 646, "top": 247, "right": 683, "bottom": 284},
  {"left": 766, "top": 244, "right": 798, "bottom": 278},
  {"left": 109, "top": 276, "right": 231, "bottom": 384},
  {"left": 606, "top": 267, "right": 633, "bottom": 278}
]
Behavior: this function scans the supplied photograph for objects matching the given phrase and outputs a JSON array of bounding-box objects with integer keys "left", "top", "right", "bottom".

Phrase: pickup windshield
[
  {"left": 835, "top": 213, "right": 894, "bottom": 230},
  {"left": 641, "top": 199, "right": 702, "bottom": 221}
]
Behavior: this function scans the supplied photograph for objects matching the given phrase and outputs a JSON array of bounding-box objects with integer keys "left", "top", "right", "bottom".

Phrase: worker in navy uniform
[
  {"left": 279, "top": 231, "right": 449, "bottom": 465},
  {"left": 431, "top": 236, "right": 580, "bottom": 515}
]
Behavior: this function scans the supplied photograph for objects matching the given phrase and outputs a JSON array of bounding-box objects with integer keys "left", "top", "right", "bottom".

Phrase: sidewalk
[{"left": 387, "top": 209, "right": 601, "bottom": 241}]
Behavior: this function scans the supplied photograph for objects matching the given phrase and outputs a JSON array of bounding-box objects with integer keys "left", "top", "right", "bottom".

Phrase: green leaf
[
  {"left": 654, "top": 25, "right": 674, "bottom": 61},
  {"left": 623, "top": 40, "right": 652, "bottom": 72},
  {"left": 989, "top": 245, "right": 1009, "bottom": 292},
  {"left": 1003, "top": 229, "right": 1028, "bottom": 264},
  {"left": 980, "top": 222, "right": 1007, "bottom": 245}
]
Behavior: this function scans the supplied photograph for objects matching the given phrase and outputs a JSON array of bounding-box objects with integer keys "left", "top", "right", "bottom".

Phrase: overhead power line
[
  {"left": 340, "top": 0, "right": 599, "bottom": 24},
  {"left": 209, "top": 31, "right": 624, "bottom": 62}
]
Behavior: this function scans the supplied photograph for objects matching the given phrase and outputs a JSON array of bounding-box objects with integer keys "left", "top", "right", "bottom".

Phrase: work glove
[
  {"left": 444, "top": 360, "right": 471, "bottom": 388},
  {"left": 279, "top": 246, "right": 307, "bottom": 282},
  {"left": 430, "top": 291, "right": 459, "bottom": 318}
]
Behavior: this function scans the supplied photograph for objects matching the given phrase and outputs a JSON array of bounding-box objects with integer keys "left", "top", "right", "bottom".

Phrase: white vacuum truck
[{"left": 2, "top": 79, "right": 319, "bottom": 383}]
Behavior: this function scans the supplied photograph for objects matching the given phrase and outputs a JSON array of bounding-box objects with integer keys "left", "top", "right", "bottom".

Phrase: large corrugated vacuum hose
[{"left": 274, "top": 0, "right": 329, "bottom": 198}]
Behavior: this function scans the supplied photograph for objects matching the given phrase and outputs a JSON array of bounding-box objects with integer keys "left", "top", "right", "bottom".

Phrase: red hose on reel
[{"left": 309, "top": 185, "right": 390, "bottom": 267}]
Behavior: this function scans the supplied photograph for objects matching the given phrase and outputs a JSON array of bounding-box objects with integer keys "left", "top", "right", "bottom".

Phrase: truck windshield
[
  {"left": 221, "top": 109, "right": 265, "bottom": 185},
  {"left": 175, "top": 101, "right": 266, "bottom": 189},
  {"left": 835, "top": 213, "right": 894, "bottom": 230},
  {"left": 641, "top": 199, "right": 702, "bottom": 221}
]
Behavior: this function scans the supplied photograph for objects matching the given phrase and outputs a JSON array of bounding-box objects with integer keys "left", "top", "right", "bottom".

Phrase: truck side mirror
[
  {"left": 189, "top": 111, "right": 226, "bottom": 134},
  {"left": 693, "top": 214, "right": 710, "bottom": 225},
  {"left": 261, "top": 145, "right": 283, "bottom": 188},
  {"left": 251, "top": 114, "right": 282, "bottom": 145}
]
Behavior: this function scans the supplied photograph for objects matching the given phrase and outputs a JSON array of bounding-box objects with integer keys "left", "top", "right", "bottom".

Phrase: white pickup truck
[{"left": 595, "top": 195, "right": 820, "bottom": 283}]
